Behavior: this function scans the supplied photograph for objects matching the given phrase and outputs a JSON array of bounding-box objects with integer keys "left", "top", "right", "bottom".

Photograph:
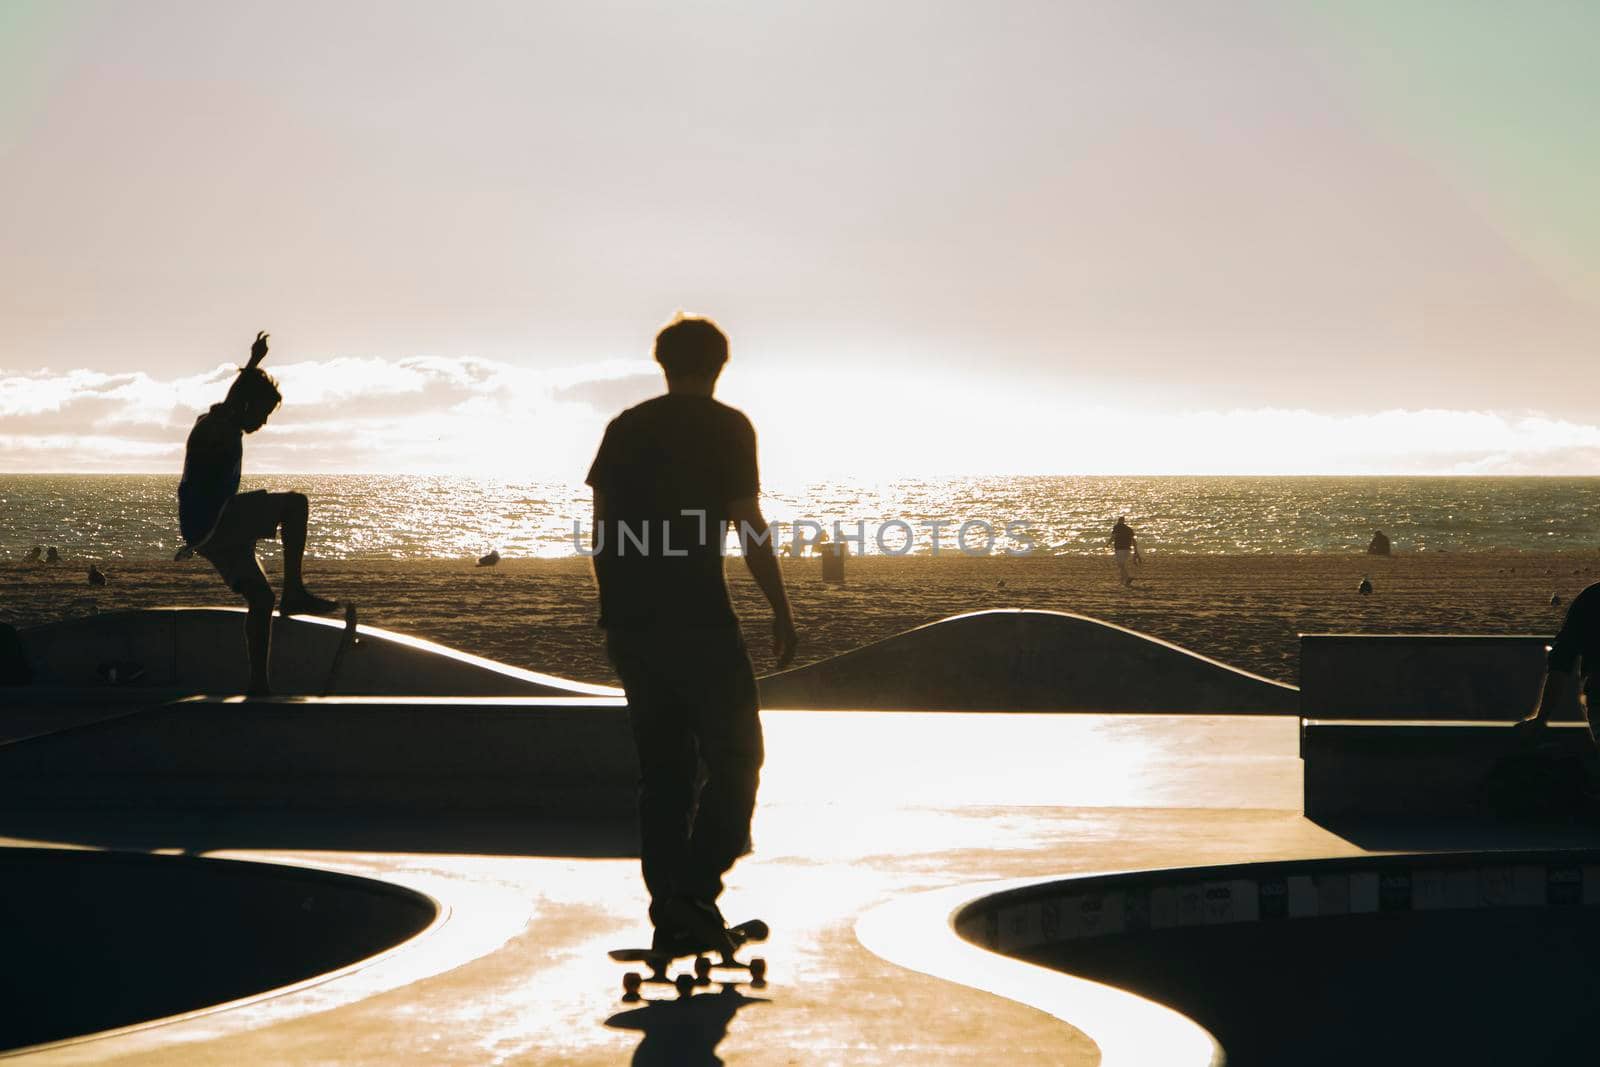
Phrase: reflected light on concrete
[{"left": 759, "top": 711, "right": 1301, "bottom": 811}]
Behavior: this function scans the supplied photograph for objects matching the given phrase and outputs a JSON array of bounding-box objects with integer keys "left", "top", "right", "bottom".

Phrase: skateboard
[
  {"left": 319, "top": 604, "right": 361, "bottom": 696},
  {"left": 96, "top": 660, "right": 146, "bottom": 686},
  {"left": 609, "top": 919, "right": 769, "bottom": 1001}
]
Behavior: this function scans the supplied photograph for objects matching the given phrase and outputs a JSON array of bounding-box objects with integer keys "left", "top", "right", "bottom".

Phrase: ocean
[{"left": 2, "top": 474, "right": 1599, "bottom": 562}]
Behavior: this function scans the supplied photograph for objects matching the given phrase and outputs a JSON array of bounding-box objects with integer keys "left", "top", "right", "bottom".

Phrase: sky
[{"left": 2, "top": 0, "right": 1598, "bottom": 478}]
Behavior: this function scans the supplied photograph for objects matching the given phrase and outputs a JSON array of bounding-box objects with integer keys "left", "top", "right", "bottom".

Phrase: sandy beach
[{"left": 6, "top": 550, "right": 1599, "bottom": 687}]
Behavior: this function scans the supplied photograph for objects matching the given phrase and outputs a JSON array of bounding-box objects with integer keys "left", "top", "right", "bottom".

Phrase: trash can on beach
[{"left": 820, "top": 542, "right": 846, "bottom": 583}]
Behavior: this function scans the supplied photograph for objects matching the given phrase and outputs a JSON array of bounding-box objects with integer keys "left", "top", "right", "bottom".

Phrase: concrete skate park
[{"left": 4, "top": 608, "right": 1600, "bottom": 1066}]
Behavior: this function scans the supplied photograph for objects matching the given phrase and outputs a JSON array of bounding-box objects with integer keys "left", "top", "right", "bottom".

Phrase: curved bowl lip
[
  {"left": 858, "top": 847, "right": 1600, "bottom": 1067},
  {"left": 857, "top": 874, "right": 1224, "bottom": 1067},
  {"left": 956, "top": 845, "right": 1600, "bottom": 920},
  {"left": 1, "top": 846, "right": 448, "bottom": 1058}
]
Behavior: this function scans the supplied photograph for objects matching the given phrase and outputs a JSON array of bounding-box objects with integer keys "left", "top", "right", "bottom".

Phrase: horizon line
[{"left": 4, "top": 470, "right": 1600, "bottom": 480}]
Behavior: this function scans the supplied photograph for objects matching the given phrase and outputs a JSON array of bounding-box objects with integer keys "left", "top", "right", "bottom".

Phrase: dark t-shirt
[
  {"left": 1548, "top": 581, "right": 1600, "bottom": 675},
  {"left": 177, "top": 405, "right": 243, "bottom": 546},
  {"left": 1111, "top": 522, "right": 1135, "bottom": 550},
  {"left": 585, "top": 395, "right": 759, "bottom": 629}
]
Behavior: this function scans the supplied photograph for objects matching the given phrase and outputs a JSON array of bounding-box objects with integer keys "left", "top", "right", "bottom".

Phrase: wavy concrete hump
[
  {"left": 759, "top": 609, "right": 1298, "bottom": 713},
  {"left": 17, "top": 608, "right": 621, "bottom": 698}
]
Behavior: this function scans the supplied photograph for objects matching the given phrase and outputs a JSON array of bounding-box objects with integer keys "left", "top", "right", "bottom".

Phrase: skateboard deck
[
  {"left": 320, "top": 604, "right": 360, "bottom": 696},
  {"left": 96, "top": 660, "right": 146, "bottom": 686},
  {"left": 610, "top": 918, "right": 768, "bottom": 1001}
]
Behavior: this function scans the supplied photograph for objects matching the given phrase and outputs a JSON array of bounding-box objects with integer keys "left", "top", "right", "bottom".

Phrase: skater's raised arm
[{"left": 246, "top": 330, "right": 269, "bottom": 370}]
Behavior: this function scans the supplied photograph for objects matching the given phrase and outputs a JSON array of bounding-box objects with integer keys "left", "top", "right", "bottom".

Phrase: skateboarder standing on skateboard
[
  {"left": 1518, "top": 580, "right": 1600, "bottom": 747},
  {"left": 1111, "top": 516, "right": 1141, "bottom": 586},
  {"left": 176, "top": 331, "right": 339, "bottom": 695},
  {"left": 586, "top": 314, "right": 798, "bottom": 956}
]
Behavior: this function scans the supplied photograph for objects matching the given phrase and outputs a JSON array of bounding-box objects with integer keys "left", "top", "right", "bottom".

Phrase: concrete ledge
[
  {"left": 0, "top": 696, "right": 637, "bottom": 817},
  {"left": 17, "top": 608, "right": 623, "bottom": 698},
  {"left": 1302, "top": 719, "right": 1596, "bottom": 820},
  {"left": 1299, "top": 633, "right": 1579, "bottom": 721}
]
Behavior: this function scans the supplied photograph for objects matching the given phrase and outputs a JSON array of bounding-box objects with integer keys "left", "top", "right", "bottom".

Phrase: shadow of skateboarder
[{"left": 606, "top": 990, "right": 768, "bottom": 1067}]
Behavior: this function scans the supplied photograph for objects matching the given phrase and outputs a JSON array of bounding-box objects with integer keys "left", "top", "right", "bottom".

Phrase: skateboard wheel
[
  {"left": 749, "top": 957, "right": 767, "bottom": 986},
  {"left": 694, "top": 956, "right": 713, "bottom": 983},
  {"left": 622, "top": 972, "right": 642, "bottom": 1000},
  {"left": 674, "top": 973, "right": 696, "bottom": 998}
]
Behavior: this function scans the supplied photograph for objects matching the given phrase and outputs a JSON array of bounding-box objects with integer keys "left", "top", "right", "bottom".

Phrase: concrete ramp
[
  {"left": 757, "top": 609, "right": 1298, "bottom": 713},
  {"left": 15, "top": 608, "right": 621, "bottom": 699},
  {"left": 1299, "top": 633, "right": 1576, "bottom": 721}
]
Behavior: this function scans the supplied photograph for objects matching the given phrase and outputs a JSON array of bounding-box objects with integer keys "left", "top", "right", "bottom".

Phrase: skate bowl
[
  {"left": 0, "top": 847, "right": 437, "bottom": 1053},
  {"left": 12, "top": 608, "right": 621, "bottom": 699},
  {"left": 758, "top": 609, "right": 1298, "bottom": 713},
  {"left": 952, "top": 849, "right": 1600, "bottom": 1067}
]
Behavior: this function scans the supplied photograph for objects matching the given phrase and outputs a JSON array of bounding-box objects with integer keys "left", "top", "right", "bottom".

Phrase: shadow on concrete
[
  {"left": 0, "top": 811, "right": 639, "bottom": 859},
  {"left": 605, "top": 990, "right": 769, "bottom": 1067}
]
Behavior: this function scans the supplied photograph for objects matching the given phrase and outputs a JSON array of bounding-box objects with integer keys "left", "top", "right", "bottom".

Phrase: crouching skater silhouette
[{"left": 176, "top": 331, "right": 339, "bottom": 695}]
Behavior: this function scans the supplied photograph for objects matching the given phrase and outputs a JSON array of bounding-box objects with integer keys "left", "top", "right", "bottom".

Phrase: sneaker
[
  {"left": 650, "top": 926, "right": 701, "bottom": 957},
  {"left": 656, "top": 895, "right": 733, "bottom": 956},
  {"left": 280, "top": 591, "right": 339, "bottom": 617}
]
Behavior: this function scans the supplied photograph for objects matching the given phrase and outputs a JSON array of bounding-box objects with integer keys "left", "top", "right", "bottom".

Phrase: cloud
[
  {"left": 0, "top": 355, "right": 639, "bottom": 476},
  {"left": 551, "top": 372, "right": 661, "bottom": 414},
  {"left": 4, "top": 356, "right": 1600, "bottom": 477}
]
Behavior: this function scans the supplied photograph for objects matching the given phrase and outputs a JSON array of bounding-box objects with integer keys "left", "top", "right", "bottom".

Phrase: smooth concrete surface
[
  {"left": 759, "top": 610, "right": 1298, "bottom": 713},
  {"left": 1298, "top": 633, "right": 1579, "bottom": 721},
  {"left": 4, "top": 710, "right": 1599, "bottom": 1065},
  {"left": 1301, "top": 719, "right": 1598, "bottom": 820},
  {"left": 15, "top": 608, "right": 622, "bottom": 698}
]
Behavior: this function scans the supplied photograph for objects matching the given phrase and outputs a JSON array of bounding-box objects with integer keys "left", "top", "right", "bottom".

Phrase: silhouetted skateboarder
[
  {"left": 587, "top": 314, "right": 798, "bottom": 957},
  {"left": 176, "top": 332, "right": 338, "bottom": 695},
  {"left": 1518, "top": 580, "right": 1600, "bottom": 748}
]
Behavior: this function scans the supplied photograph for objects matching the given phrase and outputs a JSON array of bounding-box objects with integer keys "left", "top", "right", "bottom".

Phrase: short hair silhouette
[
  {"left": 225, "top": 367, "right": 282, "bottom": 420},
  {"left": 654, "top": 315, "right": 728, "bottom": 379}
]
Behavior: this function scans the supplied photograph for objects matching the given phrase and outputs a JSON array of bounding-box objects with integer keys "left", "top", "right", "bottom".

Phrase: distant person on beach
[
  {"left": 1518, "top": 580, "right": 1600, "bottom": 748},
  {"left": 1367, "top": 530, "right": 1391, "bottom": 556},
  {"left": 586, "top": 313, "right": 798, "bottom": 957},
  {"left": 176, "top": 331, "right": 338, "bottom": 695},
  {"left": 1110, "top": 516, "right": 1141, "bottom": 586}
]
